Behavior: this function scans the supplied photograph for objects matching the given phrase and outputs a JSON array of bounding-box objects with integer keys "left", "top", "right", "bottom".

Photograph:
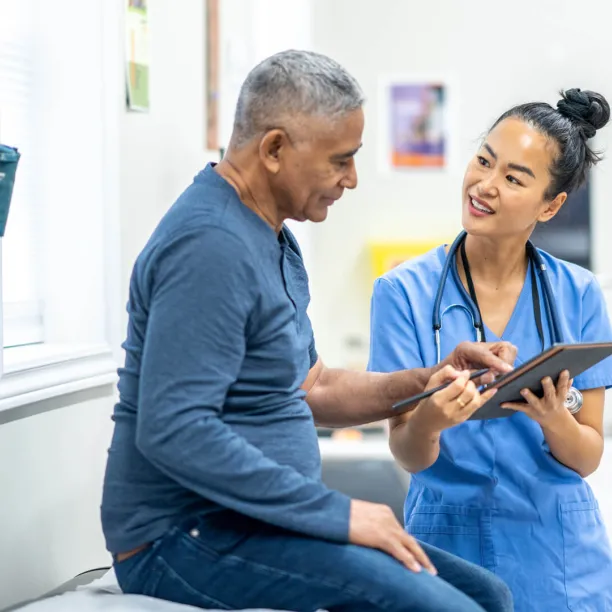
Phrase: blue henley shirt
[{"left": 101, "top": 164, "right": 351, "bottom": 553}]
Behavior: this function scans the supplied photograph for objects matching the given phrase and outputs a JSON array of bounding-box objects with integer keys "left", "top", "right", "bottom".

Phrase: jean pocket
[
  {"left": 560, "top": 501, "right": 612, "bottom": 612},
  {"left": 115, "top": 542, "right": 164, "bottom": 597},
  {"left": 179, "top": 512, "right": 255, "bottom": 558},
  {"left": 406, "top": 505, "right": 485, "bottom": 566}
]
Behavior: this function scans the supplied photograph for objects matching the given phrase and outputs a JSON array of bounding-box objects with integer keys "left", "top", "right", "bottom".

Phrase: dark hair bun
[{"left": 556, "top": 88, "right": 610, "bottom": 139}]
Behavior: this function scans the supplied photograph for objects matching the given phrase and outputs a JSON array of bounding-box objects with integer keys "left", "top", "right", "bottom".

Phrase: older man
[{"left": 102, "top": 50, "right": 514, "bottom": 611}]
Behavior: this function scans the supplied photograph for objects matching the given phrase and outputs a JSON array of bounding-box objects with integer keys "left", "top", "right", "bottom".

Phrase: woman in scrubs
[{"left": 368, "top": 88, "right": 612, "bottom": 612}]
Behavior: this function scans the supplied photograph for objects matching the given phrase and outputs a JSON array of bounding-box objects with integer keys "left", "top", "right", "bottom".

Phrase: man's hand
[
  {"left": 348, "top": 499, "right": 437, "bottom": 575},
  {"left": 440, "top": 341, "right": 516, "bottom": 382}
]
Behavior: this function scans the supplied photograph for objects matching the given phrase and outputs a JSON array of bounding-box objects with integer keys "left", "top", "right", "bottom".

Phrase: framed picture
[
  {"left": 125, "top": 0, "right": 150, "bottom": 112},
  {"left": 379, "top": 77, "right": 448, "bottom": 172}
]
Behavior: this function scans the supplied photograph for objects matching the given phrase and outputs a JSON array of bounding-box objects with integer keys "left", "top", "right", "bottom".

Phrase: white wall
[
  {"left": 0, "top": 0, "right": 214, "bottom": 608},
  {"left": 309, "top": 0, "right": 612, "bottom": 369},
  {"left": 120, "top": 0, "right": 216, "bottom": 312},
  {"left": 0, "top": 389, "right": 115, "bottom": 608}
]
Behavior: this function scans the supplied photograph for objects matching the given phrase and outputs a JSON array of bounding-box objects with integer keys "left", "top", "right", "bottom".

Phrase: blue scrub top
[{"left": 368, "top": 244, "right": 612, "bottom": 612}]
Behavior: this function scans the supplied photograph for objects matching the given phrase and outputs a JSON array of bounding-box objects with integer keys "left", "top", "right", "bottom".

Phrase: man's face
[{"left": 266, "top": 108, "right": 364, "bottom": 223}]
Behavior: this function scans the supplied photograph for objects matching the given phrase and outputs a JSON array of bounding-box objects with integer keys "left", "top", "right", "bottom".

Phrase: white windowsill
[{"left": 0, "top": 343, "right": 118, "bottom": 413}]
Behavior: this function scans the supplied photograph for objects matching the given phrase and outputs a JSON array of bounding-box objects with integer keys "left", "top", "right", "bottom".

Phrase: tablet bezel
[{"left": 480, "top": 342, "right": 612, "bottom": 393}]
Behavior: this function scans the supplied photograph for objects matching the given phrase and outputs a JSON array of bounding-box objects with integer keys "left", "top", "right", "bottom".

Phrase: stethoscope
[{"left": 432, "top": 230, "right": 582, "bottom": 412}]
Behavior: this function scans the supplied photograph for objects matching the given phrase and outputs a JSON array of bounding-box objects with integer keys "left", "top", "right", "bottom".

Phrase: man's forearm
[{"left": 305, "top": 366, "right": 433, "bottom": 428}]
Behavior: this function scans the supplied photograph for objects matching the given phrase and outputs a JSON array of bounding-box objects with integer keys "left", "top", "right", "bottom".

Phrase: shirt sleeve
[
  {"left": 573, "top": 275, "right": 612, "bottom": 390},
  {"left": 136, "top": 228, "right": 350, "bottom": 543},
  {"left": 367, "top": 276, "right": 424, "bottom": 373}
]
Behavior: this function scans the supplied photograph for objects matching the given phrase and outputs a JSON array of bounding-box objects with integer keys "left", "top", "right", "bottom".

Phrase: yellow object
[
  {"left": 332, "top": 429, "right": 363, "bottom": 441},
  {"left": 368, "top": 240, "right": 446, "bottom": 281}
]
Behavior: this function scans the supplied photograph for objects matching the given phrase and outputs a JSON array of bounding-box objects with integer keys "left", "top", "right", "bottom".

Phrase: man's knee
[
  {"left": 332, "top": 545, "right": 508, "bottom": 612},
  {"left": 367, "top": 567, "right": 491, "bottom": 612},
  {"left": 481, "top": 573, "right": 513, "bottom": 612},
  {"left": 377, "top": 565, "right": 512, "bottom": 612}
]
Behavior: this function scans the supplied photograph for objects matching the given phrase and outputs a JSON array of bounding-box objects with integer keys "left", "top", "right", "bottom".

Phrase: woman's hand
[
  {"left": 411, "top": 365, "right": 498, "bottom": 433},
  {"left": 501, "top": 370, "right": 572, "bottom": 428}
]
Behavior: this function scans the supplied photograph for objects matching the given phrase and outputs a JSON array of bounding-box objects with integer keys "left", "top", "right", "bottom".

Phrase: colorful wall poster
[
  {"left": 126, "top": 0, "right": 150, "bottom": 112},
  {"left": 381, "top": 79, "right": 447, "bottom": 170}
]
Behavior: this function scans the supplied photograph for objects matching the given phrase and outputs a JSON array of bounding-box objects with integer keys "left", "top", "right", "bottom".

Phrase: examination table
[{"left": 4, "top": 437, "right": 407, "bottom": 611}]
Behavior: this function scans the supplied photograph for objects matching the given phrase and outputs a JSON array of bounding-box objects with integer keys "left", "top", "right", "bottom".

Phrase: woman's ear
[{"left": 537, "top": 192, "right": 567, "bottom": 223}]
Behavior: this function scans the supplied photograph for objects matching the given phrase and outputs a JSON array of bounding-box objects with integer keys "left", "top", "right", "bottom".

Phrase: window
[
  {"left": 0, "top": 1, "right": 43, "bottom": 348},
  {"left": 0, "top": 0, "right": 121, "bottom": 412}
]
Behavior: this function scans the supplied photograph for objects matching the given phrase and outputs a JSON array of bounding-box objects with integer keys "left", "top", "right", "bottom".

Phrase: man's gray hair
[{"left": 231, "top": 49, "right": 365, "bottom": 146}]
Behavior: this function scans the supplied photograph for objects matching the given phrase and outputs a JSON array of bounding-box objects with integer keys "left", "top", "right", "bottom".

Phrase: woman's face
[{"left": 461, "top": 117, "right": 566, "bottom": 239}]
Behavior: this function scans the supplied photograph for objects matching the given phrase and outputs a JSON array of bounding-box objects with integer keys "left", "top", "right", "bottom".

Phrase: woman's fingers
[
  {"left": 461, "top": 384, "right": 496, "bottom": 417},
  {"left": 436, "top": 372, "right": 472, "bottom": 402},
  {"left": 520, "top": 387, "right": 540, "bottom": 407},
  {"left": 454, "top": 380, "right": 477, "bottom": 409},
  {"left": 425, "top": 365, "right": 462, "bottom": 390},
  {"left": 502, "top": 372, "right": 572, "bottom": 414},
  {"left": 556, "top": 370, "right": 571, "bottom": 400},
  {"left": 501, "top": 401, "right": 532, "bottom": 414},
  {"left": 479, "top": 388, "right": 498, "bottom": 405},
  {"left": 541, "top": 376, "right": 557, "bottom": 403}
]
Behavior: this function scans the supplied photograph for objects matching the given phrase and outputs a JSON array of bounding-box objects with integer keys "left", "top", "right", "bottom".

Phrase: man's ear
[
  {"left": 537, "top": 191, "right": 567, "bottom": 223},
  {"left": 259, "top": 129, "right": 288, "bottom": 174}
]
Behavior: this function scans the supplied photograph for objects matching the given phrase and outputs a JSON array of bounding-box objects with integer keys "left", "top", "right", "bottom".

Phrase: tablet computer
[{"left": 470, "top": 342, "right": 612, "bottom": 420}]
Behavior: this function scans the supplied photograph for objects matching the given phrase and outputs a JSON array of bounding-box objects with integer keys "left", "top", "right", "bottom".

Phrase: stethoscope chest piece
[{"left": 564, "top": 386, "right": 583, "bottom": 414}]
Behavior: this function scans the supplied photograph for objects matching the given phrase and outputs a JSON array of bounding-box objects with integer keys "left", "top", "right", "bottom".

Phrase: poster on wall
[
  {"left": 379, "top": 78, "right": 447, "bottom": 171},
  {"left": 125, "top": 0, "right": 150, "bottom": 112}
]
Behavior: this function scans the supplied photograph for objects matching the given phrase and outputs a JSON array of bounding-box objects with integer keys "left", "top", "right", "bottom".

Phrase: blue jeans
[{"left": 115, "top": 511, "right": 513, "bottom": 611}]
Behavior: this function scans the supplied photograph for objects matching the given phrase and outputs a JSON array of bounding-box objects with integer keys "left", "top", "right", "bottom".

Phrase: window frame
[{"left": 0, "top": 0, "right": 123, "bottom": 416}]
